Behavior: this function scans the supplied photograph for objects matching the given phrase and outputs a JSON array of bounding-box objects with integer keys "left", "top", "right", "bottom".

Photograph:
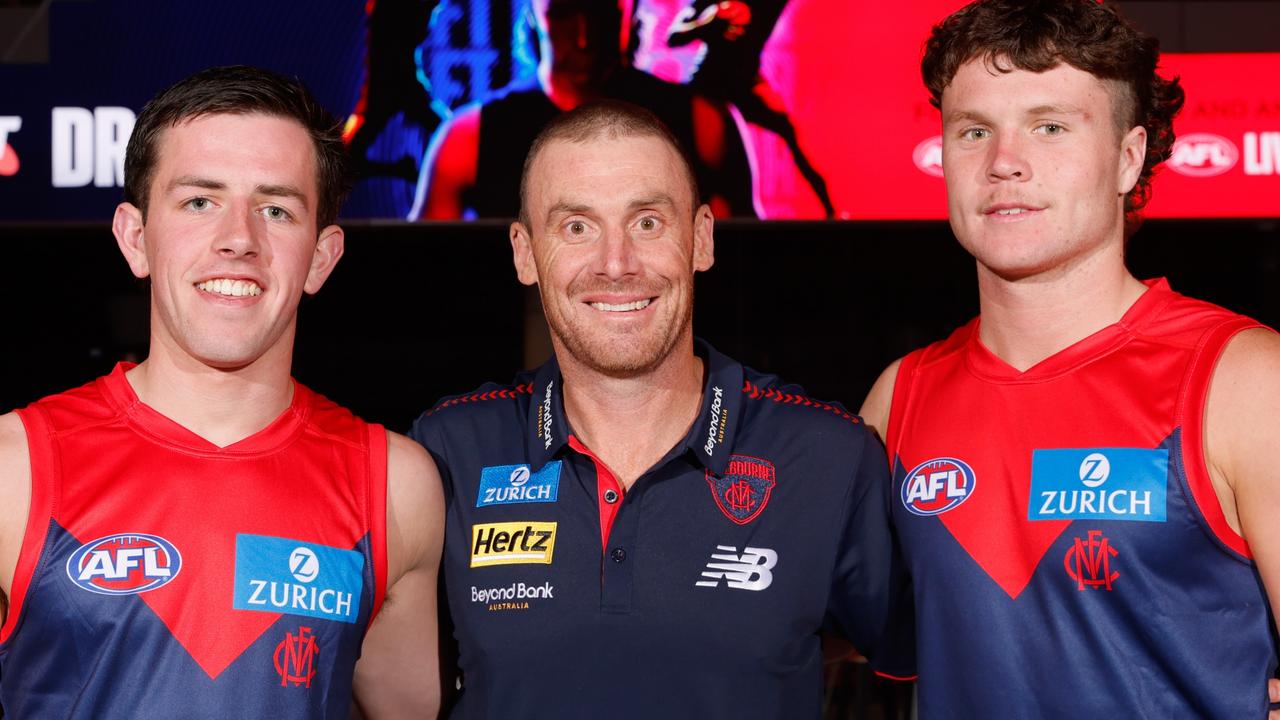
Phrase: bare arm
[
  {"left": 1203, "top": 328, "right": 1280, "bottom": 717},
  {"left": 352, "top": 432, "right": 445, "bottom": 718},
  {"left": 0, "top": 411, "right": 32, "bottom": 624},
  {"left": 410, "top": 107, "right": 480, "bottom": 221},
  {"left": 858, "top": 359, "right": 902, "bottom": 443}
]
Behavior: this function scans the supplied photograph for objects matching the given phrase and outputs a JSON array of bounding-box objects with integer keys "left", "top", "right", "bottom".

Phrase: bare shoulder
[
  {"left": 0, "top": 411, "right": 33, "bottom": 598},
  {"left": 1206, "top": 328, "right": 1280, "bottom": 478},
  {"left": 384, "top": 432, "right": 444, "bottom": 585},
  {"left": 858, "top": 358, "right": 904, "bottom": 442}
]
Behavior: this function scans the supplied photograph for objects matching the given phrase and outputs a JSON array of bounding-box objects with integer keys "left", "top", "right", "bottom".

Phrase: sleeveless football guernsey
[{"left": 0, "top": 363, "right": 388, "bottom": 719}]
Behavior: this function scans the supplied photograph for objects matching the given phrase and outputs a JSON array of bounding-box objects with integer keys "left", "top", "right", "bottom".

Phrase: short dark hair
[
  {"left": 518, "top": 100, "right": 701, "bottom": 226},
  {"left": 124, "top": 65, "right": 351, "bottom": 229},
  {"left": 922, "top": 0, "right": 1184, "bottom": 220}
]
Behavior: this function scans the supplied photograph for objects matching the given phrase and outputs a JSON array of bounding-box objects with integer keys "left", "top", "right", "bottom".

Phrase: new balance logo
[{"left": 695, "top": 545, "right": 777, "bottom": 591}]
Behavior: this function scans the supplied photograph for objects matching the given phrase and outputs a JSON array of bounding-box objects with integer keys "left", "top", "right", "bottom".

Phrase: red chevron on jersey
[
  {"left": 883, "top": 279, "right": 1279, "bottom": 718},
  {"left": 0, "top": 363, "right": 390, "bottom": 718}
]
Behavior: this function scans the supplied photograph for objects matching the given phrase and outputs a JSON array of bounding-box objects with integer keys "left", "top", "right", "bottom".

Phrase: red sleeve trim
[
  {"left": 427, "top": 383, "right": 533, "bottom": 416},
  {"left": 884, "top": 351, "right": 923, "bottom": 465},
  {"left": 874, "top": 671, "right": 918, "bottom": 682},
  {"left": 741, "top": 380, "right": 862, "bottom": 425},
  {"left": 1, "top": 406, "right": 58, "bottom": 644},
  {"left": 366, "top": 422, "right": 390, "bottom": 627},
  {"left": 1177, "top": 317, "right": 1264, "bottom": 560}
]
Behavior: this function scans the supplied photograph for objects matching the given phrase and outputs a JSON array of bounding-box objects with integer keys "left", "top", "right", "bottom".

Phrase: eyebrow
[
  {"left": 628, "top": 194, "right": 677, "bottom": 210},
  {"left": 166, "top": 176, "right": 310, "bottom": 208},
  {"left": 945, "top": 104, "right": 1086, "bottom": 126}
]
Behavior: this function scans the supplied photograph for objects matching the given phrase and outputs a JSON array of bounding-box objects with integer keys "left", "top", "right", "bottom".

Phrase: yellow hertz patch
[{"left": 470, "top": 522, "right": 557, "bottom": 568}]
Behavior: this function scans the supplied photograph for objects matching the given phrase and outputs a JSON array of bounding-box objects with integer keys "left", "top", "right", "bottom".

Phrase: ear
[
  {"left": 1117, "top": 125, "right": 1147, "bottom": 195},
  {"left": 510, "top": 220, "right": 539, "bottom": 287},
  {"left": 113, "top": 202, "right": 150, "bottom": 279},
  {"left": 303, "top": 224, "right": 345, "bottom": 294},
  {"left": 692, "top": 203, "right": 715, "bottom": 273}
]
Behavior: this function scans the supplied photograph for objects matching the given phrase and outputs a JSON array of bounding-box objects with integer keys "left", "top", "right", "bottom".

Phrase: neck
[
  {"left": 558, "top": 334, "right": 704, "bottom": 488},
  {"left": 126, "top": 332, "right": 297, "bottom": 448},
  {"left": 976, "top": 241, "right": 1147, "bottom": 371}
]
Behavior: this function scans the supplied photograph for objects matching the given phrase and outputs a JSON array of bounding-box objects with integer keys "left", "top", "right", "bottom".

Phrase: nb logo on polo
[
  {"left": 233, "top": 534, "right": 365, "bottom": 624},
  {"left": 901, "top": 457, "right": 975, "bottom": 516},
  {"left": 695, "top": 545, "right": 776, "bottom": 591},
  {"left": 1029, "top": 448, "right": 1167, "bottom": 522},
  {"left": 66, "top": 533, "right": 182, "bottom": 595},
  {"left": 470, "top": 522, "right": 557, "bottom": 567},
  {"left": 477, "top": 462, "right": 561, "bottom": 507}
]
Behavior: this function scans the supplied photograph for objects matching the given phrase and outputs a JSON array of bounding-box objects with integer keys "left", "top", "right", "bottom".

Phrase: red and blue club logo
[
  {"left": 65, "top": 533, "right": 182, "bottom": 595},
  {"left": 901, "top": 457, "right": 976, "bottom": 516}
]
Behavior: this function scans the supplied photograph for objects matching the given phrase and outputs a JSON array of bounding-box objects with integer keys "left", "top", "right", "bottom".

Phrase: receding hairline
[{"left": 519, "top": 123, "right": 699, "bottom": 227}]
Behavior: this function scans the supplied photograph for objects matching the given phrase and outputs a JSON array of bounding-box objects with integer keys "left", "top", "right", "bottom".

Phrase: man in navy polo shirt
[{"left": 409, "top": 101, "right": 895, "bottom": 717}]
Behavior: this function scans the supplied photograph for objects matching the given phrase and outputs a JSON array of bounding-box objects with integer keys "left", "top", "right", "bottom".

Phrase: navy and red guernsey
[
  {"left": 882, "top": 279, "right": 1280, "bottom": 718},
  {"left": 409, "top": 340, "right": 896, "bottom": 719},
  {"left": 0, "top": 363, "right": 388, "bottom": 719}
]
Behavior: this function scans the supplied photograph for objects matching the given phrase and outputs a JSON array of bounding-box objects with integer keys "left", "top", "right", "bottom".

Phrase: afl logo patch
[
  {"left": 66, "top": 533, "right": 182, "bottom": 595},
  {"left": 902, "top": 457, "right": 975, "bottom": 516}
]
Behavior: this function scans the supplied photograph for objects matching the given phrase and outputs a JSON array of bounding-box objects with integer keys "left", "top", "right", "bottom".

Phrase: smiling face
[
  {"left": 112, "top": 112, "right": 343, "bottom": 371},
  {"left": 941, "top": 59, "right": 1146, "bottom": 282},
  {"left": 511, "top": 132, "right": 713, "bottom": 378}
]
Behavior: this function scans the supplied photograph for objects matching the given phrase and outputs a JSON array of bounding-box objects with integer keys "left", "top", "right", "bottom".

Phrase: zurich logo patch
[
  {"left": 901, "top": 457, "right": 975, "bottom": 516},
  {"left": 66, "top": 533, "right": 182, "bottom": 595},
  {"left": 477, "top": 461, "right": 561, "bottom": 508},
  {"left": 706, "top": 455, "right": 776, "bottom": 524},
  {"left": 233, "top": 534, "right": 365, "bottom": 624},
  {"left": 1029, "top": 447, "right": 1167, "bottom": 522}
]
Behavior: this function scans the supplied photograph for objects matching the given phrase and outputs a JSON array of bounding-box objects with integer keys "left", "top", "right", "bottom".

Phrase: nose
[
  {"left": 214, "top": 202, "right": 262, "bottom": 259},
  {"left": 592, "top": 224, "right": 641, "bottom": 280},
  {"left": 987, "top": 130, "right": 1031, "bottom": 182}
]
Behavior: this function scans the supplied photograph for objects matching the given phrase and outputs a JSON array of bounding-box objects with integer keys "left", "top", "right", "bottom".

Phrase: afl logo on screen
[
  {"left": 66, "top": 533, "right": 182, "bottom": 595},
  {"left": 1168, "top": 133, "right": 1238, "bottom": 177},
  {"left": 901, "top": 457, "right": 975, "bottom": 516},
  {"left": 912, "top": 136, "right": 944, "bottom": 177}
]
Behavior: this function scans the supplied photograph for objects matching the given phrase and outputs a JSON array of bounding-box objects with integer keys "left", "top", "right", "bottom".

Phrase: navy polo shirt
[{"left": 410, "top": 341, "right": 895, "bottom": 718}]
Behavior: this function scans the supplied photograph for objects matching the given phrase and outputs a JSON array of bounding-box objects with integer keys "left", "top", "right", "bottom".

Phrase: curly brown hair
[{"left": 921, "top": 0, "right": 1184, "bottom": 220}]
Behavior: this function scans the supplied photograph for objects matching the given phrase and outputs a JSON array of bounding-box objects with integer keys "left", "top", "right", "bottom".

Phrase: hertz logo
[{"left": 470, "top": 522, "right": 557, "bottom": 568}]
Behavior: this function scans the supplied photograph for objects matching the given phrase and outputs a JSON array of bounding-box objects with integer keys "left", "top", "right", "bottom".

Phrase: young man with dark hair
[
  {"left": 410, "top": 99, "right": 895, "bottom": 717},
  {"left": 0, "top": 65, "right": 444, "bottom": 718},
  {"left": 860, "top": 1, "right": 1280, "bottom": 716}
]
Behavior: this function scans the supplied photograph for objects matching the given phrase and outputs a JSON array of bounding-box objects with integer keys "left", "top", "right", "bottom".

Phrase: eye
[
  {"left": 960, "top": 127, "right": 990, "bottom": 141},
  {"left": 637, "top": 215, "right": 661, "bottom": 232},
  {"left": 567, "top": 220, "right": 588, "bottom": 235},
  {"left": 1037, "top": 123, "right": 1065, "bottom": 136},
  {"left": 184, "top": 197, "right": 212, "bottom": 212},
  {"left": 263, "top": 205, "right": 294, "bottom": 222}
]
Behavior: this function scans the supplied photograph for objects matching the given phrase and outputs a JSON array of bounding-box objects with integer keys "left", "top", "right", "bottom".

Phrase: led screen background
[{"left": 0, "top": 0, "right": 1276, "bottom": 221}]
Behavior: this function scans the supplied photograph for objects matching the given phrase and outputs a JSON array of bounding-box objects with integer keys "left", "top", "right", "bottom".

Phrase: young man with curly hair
[{"left": 860, "top": 1, "right": 1280, "bottom": 716}]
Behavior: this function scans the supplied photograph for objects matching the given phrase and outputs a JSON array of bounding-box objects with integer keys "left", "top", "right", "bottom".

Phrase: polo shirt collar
[
  {"left": 527, "top": 354, "right": 570, "bottom": 471},
  {"left": 684, "top": 339, "right": 743, "bottom": 476},
  {"left": 524, "top": 339, "right": 744, "bottom": 475}
]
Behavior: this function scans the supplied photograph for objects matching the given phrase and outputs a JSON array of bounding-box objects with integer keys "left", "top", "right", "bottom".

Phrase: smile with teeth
[
  {"left": 196, "top": 278, "right": 263, "bottom": 297},
  {"left": 589, "top": 299, "right": 651, "bottom": 312}
]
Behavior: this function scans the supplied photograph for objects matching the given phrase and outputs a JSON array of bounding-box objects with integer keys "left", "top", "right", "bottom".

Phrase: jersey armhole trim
[
  {"left": 367, "top": 423, "right": 390, "bottom": 627},
  {"left": 1177, "top": 317, "right": 1263, "bottom": 560},
  {"left": 884, "top": 351, "right": 923, "bottom": 466},
  {"left": 1, "top": 406, "right": 59, "bottom": 644}
]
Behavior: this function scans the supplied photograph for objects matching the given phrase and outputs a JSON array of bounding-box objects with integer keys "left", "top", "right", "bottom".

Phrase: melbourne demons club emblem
[
  {"left": 706, "top": 455, "right": 776, "bottom": 525},
  {"left": 1064, "top": 530, "right": 1119, "bottom": 591},
  {"left": 274, "top": 626, "right": 319, "bottom": 688}
]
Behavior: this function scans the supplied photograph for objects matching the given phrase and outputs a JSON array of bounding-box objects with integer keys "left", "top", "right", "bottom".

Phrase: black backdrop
[{"left": 3, "top": 219, "right": 1278, "bottom": 430}]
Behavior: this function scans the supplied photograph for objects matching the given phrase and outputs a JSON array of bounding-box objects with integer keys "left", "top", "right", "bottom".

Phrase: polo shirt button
[
  {"left": 611, "top": 547, "right": 627, "bottom": 563},
  {"left": 603, "top": 489, "right": 619, "bottom": 504}
]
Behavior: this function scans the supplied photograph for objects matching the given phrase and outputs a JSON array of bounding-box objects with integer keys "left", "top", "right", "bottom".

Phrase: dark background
[{"left": 4, "top": 218, "right": 1277, "bottom": 428}]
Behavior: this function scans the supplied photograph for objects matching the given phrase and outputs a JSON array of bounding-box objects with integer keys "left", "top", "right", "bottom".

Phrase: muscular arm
[
  {"left": 1200, "top": 328, "right": 1280, "bottom": 716},
  {"left": 410, "top": 106, "right": 480, "bottom": 220},
  {"left": 858, "top": 359, "right": 902, "bottom": 443},
  {"left": 352, "top": 432, "right": 445, "bottom": 718},
  {"left": 0, "top": 411, "right": 33, "bottom": 625}
]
